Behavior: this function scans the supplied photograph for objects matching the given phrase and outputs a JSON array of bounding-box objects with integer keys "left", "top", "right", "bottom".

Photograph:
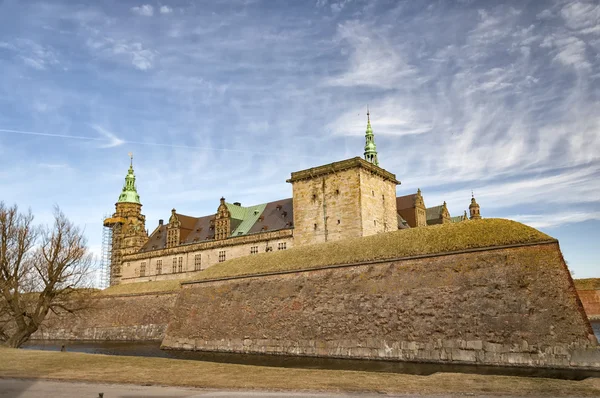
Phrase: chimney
[
  {"left": 233, "top": 202, "right": 241, "bottom": 206},
  {"left": 159, "top": 219, "right": 163, "bottom": 226}
]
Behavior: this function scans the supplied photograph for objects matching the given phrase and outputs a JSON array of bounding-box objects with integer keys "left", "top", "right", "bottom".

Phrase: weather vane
[{"left": 128, "top": 152, "right": 133, "bottom": 166}]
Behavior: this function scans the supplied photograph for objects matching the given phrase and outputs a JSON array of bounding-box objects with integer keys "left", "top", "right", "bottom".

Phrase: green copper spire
[
  {"left": 364, "top": 107, "right": 379, "bottom": 166},
  {"left": 117, "top": 152, "right": 141, "bottom": 204}
]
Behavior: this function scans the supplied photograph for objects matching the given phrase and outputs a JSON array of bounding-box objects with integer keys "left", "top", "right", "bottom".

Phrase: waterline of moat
[{"left": 21, "top": 321, "right": 600, "bottom": 381}]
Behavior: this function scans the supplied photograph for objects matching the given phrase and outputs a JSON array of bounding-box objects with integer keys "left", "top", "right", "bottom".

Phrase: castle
[{"left": 104, "top": 112, "right": 481, "bottom": 286}]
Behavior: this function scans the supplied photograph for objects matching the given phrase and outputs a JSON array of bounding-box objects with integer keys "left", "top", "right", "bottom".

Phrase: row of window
[
  {"left": 250, "top": 242, "right": 287, "bottom": 254},
  {"left": 135, "top": 242, "right": 288, "bottom": 276}
]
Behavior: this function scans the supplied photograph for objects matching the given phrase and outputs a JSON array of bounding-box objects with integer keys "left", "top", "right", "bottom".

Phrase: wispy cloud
[
  {"left": 159, "top": 6, "right": 173, "bottom": 14},
  {"left": 509, "top": 211, "right": 600, "bottom": 229},
  {"left": 131, "top": 4, "right": 154, "bottom": 17},
  {"left": 0, "top": 38, "right": 58, "bottom": 70}
]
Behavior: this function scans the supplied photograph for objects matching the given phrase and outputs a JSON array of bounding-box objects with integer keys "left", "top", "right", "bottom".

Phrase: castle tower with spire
[
  {"left": 103, "top": 153, "right": 148, "bottom": 286},
  {"left": 287, "top": 110, "right": 398, "bottom": 246},
  {"left": 364, "top": 107, "right": 379, "bottom": 166},
  {"left": 469, "top": 193, "right": 482, "bottom": 220}
]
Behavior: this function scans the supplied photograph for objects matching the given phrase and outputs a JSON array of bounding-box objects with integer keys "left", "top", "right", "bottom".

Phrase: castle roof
[
  {"left": 396, "top": 193, "right": 417, "bottom": 211},
  {"left": 139, "top": 198, "right": 294, "bottom": 252},
  {"left": 426, "top": 205, "right": 444, "bottom": 221}
]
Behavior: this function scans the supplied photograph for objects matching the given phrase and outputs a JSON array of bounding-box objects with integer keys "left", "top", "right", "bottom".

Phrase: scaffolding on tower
[{"left": 100, "top": 213, "right": 113, "bottom": 289}]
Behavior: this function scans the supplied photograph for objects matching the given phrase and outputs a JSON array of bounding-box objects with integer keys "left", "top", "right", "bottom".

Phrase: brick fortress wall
[
  {"left": 163, "top": 242, "right": 599, "bottom": 368},
  {"left": 32, "top": 292, "right": 178, "bottom": 341}
]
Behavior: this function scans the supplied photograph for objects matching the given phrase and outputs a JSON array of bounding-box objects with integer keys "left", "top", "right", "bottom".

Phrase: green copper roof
[
  {"left": 364, "top": 109, "right": 379, "bottom": 166},
  {"left": 227, "top": 202, "right": 267, "bottom": 236},
  {"left": 117, "top": 159, "right": 141, "bottom": 205}
]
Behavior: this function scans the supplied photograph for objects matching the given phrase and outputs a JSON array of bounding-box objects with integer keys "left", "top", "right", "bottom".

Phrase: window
[
  {"left": 218, "top": 251, "right": 226, "bottom": 262},
  {"left": 278, "top": 242, "right": 287, "bottom": 250},
  {"left": 156, "top": 260, "right": 162, "bottom": 275},
  {"left": 178, "top": 256, "right": 183, "bottom": 273},
  {"left": 140, "top": 262, "right": 146, "bottom": 277},
  {"left": 314, "top": 223, "right": 317, "bottom": 230},
  {"left": 172, "top": 257, "right": 177, "bottom": 273},
  {"left": 250, "top": 246, "right": 258, "bottom": 254},
  {"left": 194, "top": 254, "right": 201, "bottom": 270}
]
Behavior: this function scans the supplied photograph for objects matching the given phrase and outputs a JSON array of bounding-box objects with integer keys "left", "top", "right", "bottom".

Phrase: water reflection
[{"left": 24, "top": 328, "right": 600, "bottom": 382}]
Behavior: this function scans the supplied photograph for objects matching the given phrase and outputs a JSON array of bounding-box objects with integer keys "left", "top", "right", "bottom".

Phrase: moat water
[{"left": 22, "top": 321, "right": 600, "bottom": 381}]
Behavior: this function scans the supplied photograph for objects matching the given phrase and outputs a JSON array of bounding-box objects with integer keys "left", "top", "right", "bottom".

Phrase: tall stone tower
[
  {"left": 288, "top": 114, "right": 399, "bottom": 246},
  {"left": 469, "top": 193, "right": 482, "bottom": 220},
  {"left": 104, "top": 154, "right": 148, "bottom": 286}
]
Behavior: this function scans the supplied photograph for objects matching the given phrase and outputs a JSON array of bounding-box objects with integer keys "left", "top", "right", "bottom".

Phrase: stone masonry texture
[
  {"left": 32, "top": 292, "right": 178, "bottom": 341},
  {"left": 162, "top": 243, "right": 600, "bottom": 368},
  {"left": 578, "top": 290, "right": 600, "bottom": 320}
]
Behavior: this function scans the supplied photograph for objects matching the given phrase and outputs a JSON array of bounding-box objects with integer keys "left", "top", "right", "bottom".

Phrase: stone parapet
[{"left": 287, "top": 157, "right": 399, "bottom": 185}]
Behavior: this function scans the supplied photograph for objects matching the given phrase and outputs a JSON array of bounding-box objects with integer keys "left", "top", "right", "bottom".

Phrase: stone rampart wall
[
  {"left": 163, "top": 242, "right": 600, "bottom": 368},
  {"left": 578, "top": 290, "right": 600, "bottom": 320},
  {"left": 32, "top": 292, "right": 178, "bottom": 341}
]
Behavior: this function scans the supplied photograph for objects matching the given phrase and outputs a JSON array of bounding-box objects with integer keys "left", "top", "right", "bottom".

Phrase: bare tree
[{"left": 0, "top": 202, "right": 95, "bottom": 348}]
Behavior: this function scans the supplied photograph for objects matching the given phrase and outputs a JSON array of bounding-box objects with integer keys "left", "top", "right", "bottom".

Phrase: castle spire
[
  {"left": 469, "top": 192, "right": 481, "bottom": 220},
  {"left": 117, "top": 153, "right": 141, "bottom": 204},
  {"left": 364, "top": 107, "right": 379, "bottom": 166}
]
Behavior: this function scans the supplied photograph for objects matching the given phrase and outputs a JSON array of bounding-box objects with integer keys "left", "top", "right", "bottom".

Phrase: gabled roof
[
  {"left": 247, "top": 198, "right": 293, "bottom": 234},
  {"left": 426, "top": 205, "right": 443, "bottom": 221},
  {"left": 138, "top": 198, "right": 294, "bottom": 253},
  {"left": 227, "top": 202, "right": 268, "bottom": 236},
  {"left": 396, "top": 194, "right": 417, "bottom": 210}
]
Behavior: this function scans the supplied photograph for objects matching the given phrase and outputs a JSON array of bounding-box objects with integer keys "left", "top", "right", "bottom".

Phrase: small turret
[
  {"left": 364, "top": 107, "right": 379, "bottom": 166},
  {"left": 469, "top": 192, "right": 481, "bottom": 220}
]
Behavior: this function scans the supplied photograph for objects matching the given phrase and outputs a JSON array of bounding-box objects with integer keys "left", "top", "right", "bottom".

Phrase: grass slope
[
  {"left": 1, "top": 348, "right": 599, "bottom": 396},
  {"left": 102, "top": 218, "right": 553, "bottom": 295},
  {"left": 574, "top": 278, "right": 600, "bottom": 290},
  {"left": 191, "top": 218, "right": 553, "bottom": 282}
]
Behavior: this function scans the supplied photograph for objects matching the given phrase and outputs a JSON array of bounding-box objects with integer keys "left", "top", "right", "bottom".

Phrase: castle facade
[{"left": 104, "top": 113, "right": 481, "bottom": 286}]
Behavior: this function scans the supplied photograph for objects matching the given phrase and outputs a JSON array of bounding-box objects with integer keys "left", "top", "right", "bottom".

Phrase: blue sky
[{"left": 0, "top": 0, "right": 599, "bottom": 283}]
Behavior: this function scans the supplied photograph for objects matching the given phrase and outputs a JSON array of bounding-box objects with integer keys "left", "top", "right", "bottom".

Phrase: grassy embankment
[
  {"left": 1, "top": 347, "right": 599, "bottom": 396},
  {"left": 101, "top": 218, "right": 554, "bottom": 296},
  {"left": 574, "top": 278, "right": 600, "bottom": 290}
]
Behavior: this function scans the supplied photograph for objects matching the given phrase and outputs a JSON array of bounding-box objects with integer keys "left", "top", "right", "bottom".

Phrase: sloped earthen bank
[{"left": 162, "top": 221, "right": 599, "bottom": 368}]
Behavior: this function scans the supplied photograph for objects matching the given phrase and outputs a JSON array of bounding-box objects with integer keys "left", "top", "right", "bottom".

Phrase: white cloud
[
  {"left": 560, "top": 1, "right": 600, "bottom": 33},
  {"left": 131, "top": 4, "right": 154, "bottom": 17},
  {"left": 87, "top": 37, "right": 157, "bottom": 70},
  {"left": 509, "top": 212, "right": 600, "bottom": 229},
  {"left": 91, "top": 125, "right": 125, "bottom": 148},
  {"left": 160, "top": 5, "right": 173, "bottom": 14},
  {"left": 329, "top": 101, "right": 432, "bottom": 137},
  {"left": 326, "top": 21, "right": 415, "bottom": 88},
  {"left": 0, "top": 39, "right": 58, "bottom": 70},
  {"left": 552, "top": 36, "right": 590, "bottom": 69}
]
